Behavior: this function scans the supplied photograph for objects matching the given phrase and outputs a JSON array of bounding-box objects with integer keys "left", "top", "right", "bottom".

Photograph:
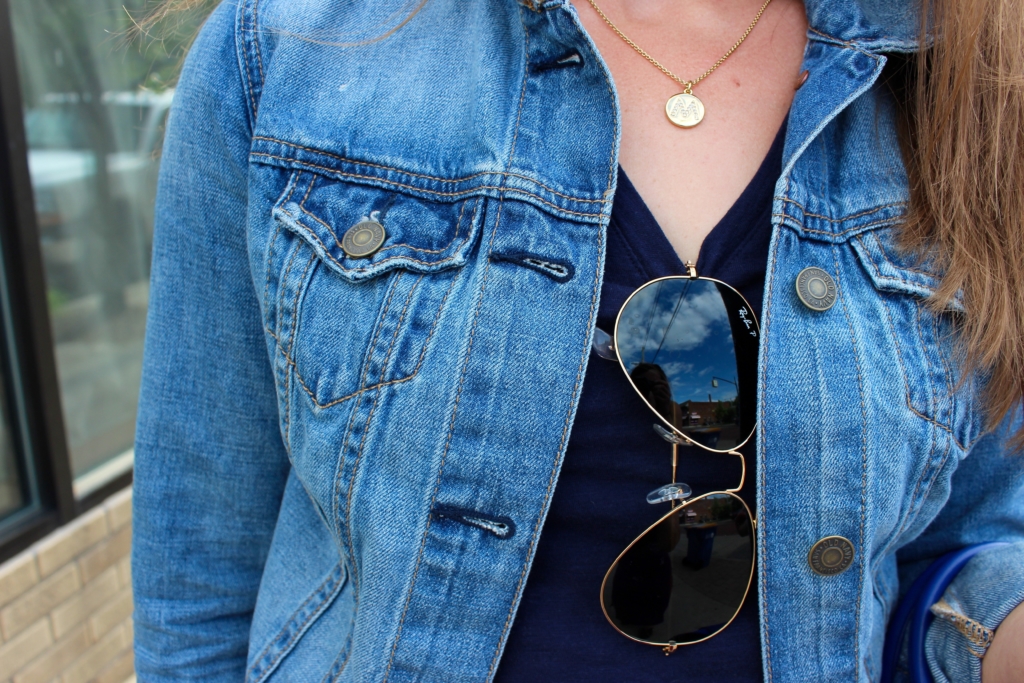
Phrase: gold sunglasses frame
[
  {"left": 612, "top": 272, "right": 760, "bottom": 455},
  {"left": 599, "top": 488, "right": 756, "bottom": 653},
  {"left": 601, "top": 268, "right": 760, "bottom": 654}
]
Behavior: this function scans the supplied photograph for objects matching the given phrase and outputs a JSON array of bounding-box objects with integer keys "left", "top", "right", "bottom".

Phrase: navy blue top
[{"left": 495, "top": 123, "right": 785, "bottom": 682}]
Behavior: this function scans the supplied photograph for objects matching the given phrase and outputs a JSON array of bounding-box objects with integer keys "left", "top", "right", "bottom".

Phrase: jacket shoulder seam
[{"left": 236, "top": 0, "right": 266, "bottom": 124}]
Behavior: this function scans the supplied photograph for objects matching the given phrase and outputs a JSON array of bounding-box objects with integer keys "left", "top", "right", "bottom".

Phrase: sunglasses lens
[
  {"left": 615, "top": 278, "right": 758, "bottom": 451},
  {"left": 601, "top": 492, "right": 754, "bottom": 646}
]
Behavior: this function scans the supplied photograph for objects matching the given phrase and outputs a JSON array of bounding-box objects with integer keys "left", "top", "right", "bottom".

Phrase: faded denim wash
[{"left": 132, "top": 0, "right": 1024, "bottom": 681}]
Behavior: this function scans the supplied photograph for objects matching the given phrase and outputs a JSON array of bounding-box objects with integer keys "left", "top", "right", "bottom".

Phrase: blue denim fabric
[{"left": 132, "top": 1, "right": 1024, "bottom": 681}]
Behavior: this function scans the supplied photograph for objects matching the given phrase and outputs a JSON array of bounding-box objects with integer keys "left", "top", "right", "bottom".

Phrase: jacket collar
[
  {"left": 803, "top": 0, "right": 921, "bottom": 52},
  {"left": 540, "top": 0, "right": 923, "bottom": 53}
]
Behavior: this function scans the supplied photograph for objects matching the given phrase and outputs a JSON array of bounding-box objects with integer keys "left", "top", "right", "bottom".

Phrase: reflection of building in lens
[
  {"left": 629, "top": 365, "right": 743, "bottom": 448},
  {"left": 674, "top": 400, "right": 740, "bottom": 449},
  {"left": 675, "top": 400, "right": 737, "bottom": 427}
]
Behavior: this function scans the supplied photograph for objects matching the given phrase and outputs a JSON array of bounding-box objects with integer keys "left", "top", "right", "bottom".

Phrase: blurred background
[{"left": 0, "top": 2, "right": 209, "bottom": 680}]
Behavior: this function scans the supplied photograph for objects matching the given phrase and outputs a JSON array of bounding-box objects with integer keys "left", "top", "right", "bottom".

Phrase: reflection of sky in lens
[{"left": 616, "top": 280, "right": 738, "bottom": 403}]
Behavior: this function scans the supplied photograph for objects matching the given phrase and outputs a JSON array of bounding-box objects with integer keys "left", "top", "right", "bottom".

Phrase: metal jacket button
[
  {"left": 795, "top": 267, "right": 837, "bottom": 311},
  {"left": 808, "top": 536, "right": 855, "bottom": 576},
  {"left": 342, "top": 218, "right": 386, "bottom": 258}
]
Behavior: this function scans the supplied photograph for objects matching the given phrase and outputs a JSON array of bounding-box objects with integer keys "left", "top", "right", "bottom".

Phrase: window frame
[{"left": 0, "top": 0, "right": 133, "bottom": 564}]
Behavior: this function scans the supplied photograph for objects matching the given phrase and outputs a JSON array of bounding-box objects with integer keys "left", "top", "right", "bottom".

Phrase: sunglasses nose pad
[
  {"left": 653, "top": 423, "right": 684, "bottom": 444},
  {"left": 592, "top": 326, "right": 617, "bottom": 360},
  {"left": 646, "top": 482, "right": 692, "bottom": 505}
]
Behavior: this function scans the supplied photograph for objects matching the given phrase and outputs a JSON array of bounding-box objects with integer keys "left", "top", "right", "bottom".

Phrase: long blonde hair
[
  {"left": 896, "top": 0, "right": 1024, "bottom": 444},
  {"left": 145, "top": 0, "right": 1024, "bottom": 442}
]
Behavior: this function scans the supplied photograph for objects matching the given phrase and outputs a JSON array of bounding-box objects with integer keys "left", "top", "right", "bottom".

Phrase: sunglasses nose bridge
[{"left": 725, "top": 449, "right": 746, "bottom": 494}]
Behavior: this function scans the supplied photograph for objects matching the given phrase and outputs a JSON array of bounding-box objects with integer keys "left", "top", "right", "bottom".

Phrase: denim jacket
[{"left": 131, "top": 1, "right": 1024, "bottom": 681}]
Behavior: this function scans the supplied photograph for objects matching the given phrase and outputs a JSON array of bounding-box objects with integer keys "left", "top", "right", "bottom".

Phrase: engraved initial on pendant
[{"left": 666, "top": 93, "right": 705, "bottom": 128}]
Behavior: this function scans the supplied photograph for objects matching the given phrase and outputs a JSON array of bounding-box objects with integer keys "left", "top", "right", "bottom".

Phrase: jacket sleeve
[
  {"left": 131, "top": 2, "right": 290, "bottom": 680},
  {"left": 896, "top": 411, "right": 1024, "bottom": 683}
]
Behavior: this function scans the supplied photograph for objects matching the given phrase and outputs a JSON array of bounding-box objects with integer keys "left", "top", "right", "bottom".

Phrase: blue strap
[
  {"left": 881, "top": 542, "right": 1007, "bottom": 683},
  {"left": 881, "top": 558, "right": 945, "bottom": 683}
]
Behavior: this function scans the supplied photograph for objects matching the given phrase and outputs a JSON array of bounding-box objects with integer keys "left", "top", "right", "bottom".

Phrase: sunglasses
[{"left": 591, "top": 264, "right": 759, "bottom": 654}]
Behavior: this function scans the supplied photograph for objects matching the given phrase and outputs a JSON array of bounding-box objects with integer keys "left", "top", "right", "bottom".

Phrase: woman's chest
[{"left": 572, "top": 0, "right": 808, "bottom": 263}]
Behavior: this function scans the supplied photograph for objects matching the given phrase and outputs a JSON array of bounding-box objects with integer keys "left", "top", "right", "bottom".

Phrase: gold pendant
[{"left": 665, "top": 92, "right": 705, "bottom": 128}]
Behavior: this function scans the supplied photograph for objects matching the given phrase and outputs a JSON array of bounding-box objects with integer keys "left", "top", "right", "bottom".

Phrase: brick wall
[{"left": 0, "top": 488, "right": 134, "bottom": 683}]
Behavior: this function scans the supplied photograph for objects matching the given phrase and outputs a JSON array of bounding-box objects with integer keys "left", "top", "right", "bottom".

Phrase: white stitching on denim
[
  {"left": 486, "top": 3, "right": 616, "bottom": 677},
  {"left": 774, "top": 212, "right": 904, "bottom": 238},
  {"left": 264, "top": 173, "right": 297, "bottom": 314},
  {"left": 876, "top": 289, "right": 968, "bottom": 450},
  {"left": 342, "top": 275, "right": 424, "bottom": 580},
  {"left": 252, "top": 136, "right": 607, "bottom": 204},
  {"left": 320, "top": 587, "right": 358, "bottom": 682},
  {"left": 384, "top": 7, "right": 533, "bottom": 679},
  {"left": 382, "top": 212, "right": 499, "bottom": 682},
  {"left": 329, "top": 272, "right": 402, "bottom": 587},
  {"left": 279, "top": 207, "right": 469, "bottom": 271},
  {"left": 758, "top": 230, "right": 781, "bottom": 683},
  {"left": 282, "top": 252, "right": 317, "bottom": 446},
  {"left": 870, "top": 232, "right": 941, "bottom": 280},
  {"left": 266, "top": 245, "right": 465, "bottom": 411},
  {"left": 247, "top": 563, "right": 346, "bottom": 683},
  {"left": 254, "top": 152, "right": 604, "bottom": 218},
  {"left": 831, "top": 246, "right": 869, "bottom": 679},
  {"left": 237, "top": 0, "right": 259, "bottom": 121},
  {"left": 931, "top": 599, "right": 995, "bottom": 657},
  {"left": 374, "top": 198, "right": 470, "bottom": 255},
  {"left": 251, "top": 0, "right": 265, "bottom": 85},
  {"left": 296, "top": 191, "right": 472, "bottom": 257}
]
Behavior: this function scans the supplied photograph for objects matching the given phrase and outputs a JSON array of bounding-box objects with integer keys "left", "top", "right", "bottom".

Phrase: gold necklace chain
[
  {"left": 584, "top": 0, "right": 774, "bottom": 127},
  {"left": 585, "top": 0, "right": 774, "bottom": 92}
]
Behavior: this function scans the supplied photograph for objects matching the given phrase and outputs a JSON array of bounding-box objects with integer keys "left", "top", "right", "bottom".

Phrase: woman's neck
[{"left": 574, "top": 0, "right": 808, "bottom": 263}]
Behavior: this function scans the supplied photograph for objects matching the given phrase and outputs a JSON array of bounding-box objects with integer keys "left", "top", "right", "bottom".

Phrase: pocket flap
[
  {"left": 272, "top": 172, "right": 482, "bottom": 282},
  {"left": 851, "top": 226, "right": 964, "bottom": 312}
]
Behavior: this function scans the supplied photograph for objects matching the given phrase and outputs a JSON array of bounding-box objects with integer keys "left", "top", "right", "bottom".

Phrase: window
[
  {"left": 0, "top": 0, "right": 207, "bottom": 558},
  {"left": 0, "top": 338, "right": 31, "bottom": 521}
]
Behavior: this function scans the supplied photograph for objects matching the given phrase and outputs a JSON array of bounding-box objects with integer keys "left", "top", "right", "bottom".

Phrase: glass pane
[
  {"left": 8, "top": 0, "right": 200, "bottom": 490},
  {"left": 0, "top": 217, "right": 35, "bottom": 521},
  {"left": 0, "top": 364, "right": 26, "bottom": 520}
]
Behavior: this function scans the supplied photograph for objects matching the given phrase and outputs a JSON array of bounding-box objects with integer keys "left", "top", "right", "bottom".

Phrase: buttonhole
[
  {"left": 532, "top": 50, "right": 585, "bottom": 74},
  {"left": 433, "top": 504, "right": 517, "bottom": 539},
  {"left": 490, "top": 251, "right": 575, "bottom": 283},
  {"left": 373, "top": 194, "right": 397, "bottom": 223}
]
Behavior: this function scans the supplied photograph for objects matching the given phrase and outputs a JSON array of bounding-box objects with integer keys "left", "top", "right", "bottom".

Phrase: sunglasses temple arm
[{"left": 725, "top": 450, "right": 745, "bottom": 494}]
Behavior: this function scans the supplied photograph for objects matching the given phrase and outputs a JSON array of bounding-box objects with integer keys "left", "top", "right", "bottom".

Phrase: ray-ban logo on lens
[{"left": 738, "top": 307, "right": 757, "bottom": 337}]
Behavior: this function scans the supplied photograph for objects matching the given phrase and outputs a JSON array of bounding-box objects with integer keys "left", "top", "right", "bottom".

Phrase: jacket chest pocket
[
  {"left": 262, "top": 170, "right": 484, "bottom": 413},
  {"left": 851, "top": 226, "right": 977, "bottom": 449}
]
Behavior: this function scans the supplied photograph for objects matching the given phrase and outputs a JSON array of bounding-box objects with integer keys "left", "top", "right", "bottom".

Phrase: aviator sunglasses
[{"left": 590, "top": 262, "right": 759, "bottom": 654}]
